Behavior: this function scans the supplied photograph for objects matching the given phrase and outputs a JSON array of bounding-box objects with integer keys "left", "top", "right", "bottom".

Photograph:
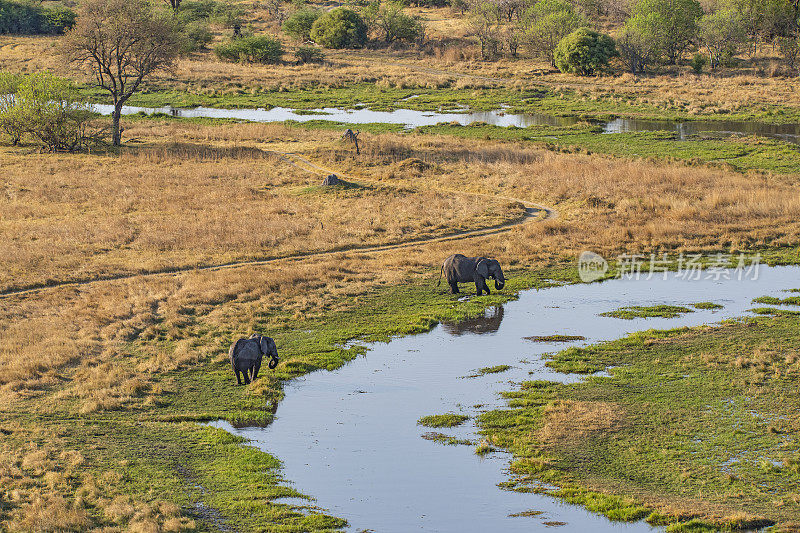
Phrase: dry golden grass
[
  {"left": 537, "top": 400, "right": 624, "bottom": 443},
  {"left": 0, "top": 121, "right": 521, "bottom": 293},
  {"left": 319, "top": 132, "right": 800, "bottom": 260},
  {"left": 2, "top": 119, "right": 800, "bottom": 529}
]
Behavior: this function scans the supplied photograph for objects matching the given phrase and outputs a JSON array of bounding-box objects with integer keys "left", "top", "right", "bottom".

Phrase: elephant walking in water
[
  {"left": 438, "top": 254, "right": 506, "bottom": 296},
  {"left": 228, "top": 334, "right": 279, "bottom": 385}
]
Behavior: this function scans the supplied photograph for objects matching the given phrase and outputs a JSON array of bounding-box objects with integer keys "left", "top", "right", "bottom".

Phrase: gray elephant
[
  {"left": 228, "top": 334, "right": 279, "bottom": 385},
  {"left": 438, "top": 254, "right": 506, "bottom": 296}
]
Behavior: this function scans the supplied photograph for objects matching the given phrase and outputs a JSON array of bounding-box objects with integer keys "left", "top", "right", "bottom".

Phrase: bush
[
  {"left": 214, "top": 35, "right": 284, "bottom": 63},
  {"left": 690, "top": 52, "right": 706, "bottom": 73},
  {"left": 180, "top": 21, "right": 213, "bottom": 53},
  {"left": 0, "top": 0, "right": 76, "bottom": 34},
  {"left": 295, "top": 45, "right": 325, "bottom": 63},
  {"left": 553, "top": 27, "right": 616, "bottom": 75},
  {"left": 283, "top": 8, "right": 321, "bottom": 41},
  {"left": 310, "top": 8, "right": 367, "bottom": 49},
  {"left": 176, "top": 0, "right": 218, "bottom": 23},
  {"left": 0, "top": 72, "right": 100, "bottom": 151},
  {"left": 378, "top": 2, "right": 423, "bottom": 44}
]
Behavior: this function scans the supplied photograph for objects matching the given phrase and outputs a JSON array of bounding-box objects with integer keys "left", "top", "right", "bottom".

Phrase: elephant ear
[{"left": 475, "top": 259, "right": 489, "bottom": 278}]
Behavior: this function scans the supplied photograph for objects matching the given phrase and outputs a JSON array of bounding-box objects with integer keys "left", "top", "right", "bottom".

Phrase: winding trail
[{"left": 0, "top": 152, "right": 556, "bottom": 300}]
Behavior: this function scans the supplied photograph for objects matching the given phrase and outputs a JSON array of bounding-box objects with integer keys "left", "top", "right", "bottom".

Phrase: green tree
[
  {"left": 283, "top": 7, "right": 321, "bottom": 40},
  {"left": 62, "top": 0, "right": 180, "bottom": 146},
  {"left": 310, "top": 7, "right": 368, "bottom": 48},
  {"left": 630, "top": 0, "right": 702, "bottom": 64},
  {"left": 699, "top": 9, "right": 748, "bottom": 70},
  {"left": 617, "top": 12, "right": 666, "bottom": 73},
  {"left": 523, "top": 0, "right": 584, "bottom": 66},
  {"left": 0, "top": 72, "right": 97, "bottom": 151},
  {"left": 377, "top": 2, "right": 423, "bottom": 43},
  {"left": 553, "top": 27, "right": 617, "bottom": 75}
]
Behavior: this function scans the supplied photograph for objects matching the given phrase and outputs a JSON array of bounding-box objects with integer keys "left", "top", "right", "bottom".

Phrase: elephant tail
[{"left": 436, "top": 264, "right": 444, "bottom": 287}]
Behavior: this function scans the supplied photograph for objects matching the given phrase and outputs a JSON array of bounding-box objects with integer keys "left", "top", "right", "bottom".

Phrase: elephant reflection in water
[{"left": 441, "top": 305, "right": 505, "bottom": 336}]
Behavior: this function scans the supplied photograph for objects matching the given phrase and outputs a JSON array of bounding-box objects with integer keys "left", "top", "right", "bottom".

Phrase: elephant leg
[
  {"left": 253, "top": 360, "right": 262, "bottom": 381},
  {"left": 242, "top": 369, "right": 251, "bottom": 385},
  {"left": 449, "top": 281, "right": 459, "bottom": 294},
  {"left": 234, "top": 368, "right": 243, "bottom": 386}
]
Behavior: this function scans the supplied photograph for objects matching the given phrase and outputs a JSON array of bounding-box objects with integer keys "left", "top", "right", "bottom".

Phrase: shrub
[
  {"left": 0, "top": 72, "right": 100, "bottom": 151},
  {"left": 295, "top": 45, "right": 325, "bottom": 63},
  {"left": 310, "top": 8, "right": 367, "bottom": 49},
  {"left": 180, "top": 21, "right": 213, "bottom": 53},
  {"left": 522, "top": 0, "right": 584, "bottom": 66},
  {"left": 377, "top": 2, "right": 423, "bottom": 44},
  {"left": 215, "top": 35, "right": 284, "bottom": 63},
  {"left": 553, "top": 27, "right": 616, "bottom": 75},
  {"left": 283, "top": 8, "right": 321, "bottom": 41},
  {"left": 176, "top": 0, "right": 218, "bottom": 22},
  {"left": 0, "top": 0, "right": 76, "bottom": 35},
  {"left": 690, "top": 52, "right": 706, "bottom": 73},
  {"left": 617, "top": 13, "right": 664, "bottom": 73}
]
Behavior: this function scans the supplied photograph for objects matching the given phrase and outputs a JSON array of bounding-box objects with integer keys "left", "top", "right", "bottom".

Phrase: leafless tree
[{"left": 62, "top": 0, "right": 180, "bottom": 146}]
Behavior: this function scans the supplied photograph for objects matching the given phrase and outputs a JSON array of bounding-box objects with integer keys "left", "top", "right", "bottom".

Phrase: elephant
[
  {"left": 438, "top": 254, "right": 506, "bottom": 296},
  {"left": 228, "top": 334, "right": 279, "bottom": 385}
]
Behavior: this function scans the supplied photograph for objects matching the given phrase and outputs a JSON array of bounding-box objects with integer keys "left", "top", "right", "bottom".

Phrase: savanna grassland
[
  {"left": 1, "top": 116, "right": 800, "bottom": 530},
  {"left": 5, "top": 0, "right": 800, "bottom": 530}
]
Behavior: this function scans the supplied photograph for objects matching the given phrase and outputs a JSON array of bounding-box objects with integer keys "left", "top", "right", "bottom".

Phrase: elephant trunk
[{"left": 495, "top": 276, "right": 505, "bottom": 290}]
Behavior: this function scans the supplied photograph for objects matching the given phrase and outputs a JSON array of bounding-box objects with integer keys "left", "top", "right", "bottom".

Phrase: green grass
[
  {"left": 3, "top": 265, "right": 578, "bottom": 531},
  {"left": 524, "top": 335, "right": 586, "bottom": 342},
  {"left": 753, "top": 295, "right": 800, "bottom": 306},
  {"left": 421, "top": 432, "right": 474, "bottom": 446},
  {"left": 477, "top": 313, "right": 800, "bottom": 529},
  {"left": 477, "top": 365, "right": 512, "bottom": 375},
  {"left": 417, "top": 414, "right": 470, "bottom": 428},
  {"left": 691, "top": 302, "right": 723, "bottom": 310},
  {"left": 600, "top": 305, "right": 694, "bottom": 320}
]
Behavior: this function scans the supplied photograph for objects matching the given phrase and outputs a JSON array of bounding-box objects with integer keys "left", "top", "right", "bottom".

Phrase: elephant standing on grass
[
  {"left": 438, "top": 254, "right": 506, "bottom": 296},
  {"left": 229, "top": 334, "right": 279, "bottom": 385}
]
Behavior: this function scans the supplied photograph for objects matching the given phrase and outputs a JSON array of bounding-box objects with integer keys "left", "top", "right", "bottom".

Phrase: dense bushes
[
  {"left": 0, "top": 72, "right": 99, "bottom": 152},
  {"left": 554, "top": 28, "right": 616, "bottom": 75},
  {"left": 283, "top": 8, "right": 321, "bottom": 41},
  {"left": 310, "top": 8, "right": 368, "bottom": 49},
  {"left": 295, "top": 46, "right": 325, "bottom": 63},
  {"left": 0, "top": 0, "right": 76, "bottom": 35},
  {"left": 214, "top": 35, "right": 284, "bottom": 63}
]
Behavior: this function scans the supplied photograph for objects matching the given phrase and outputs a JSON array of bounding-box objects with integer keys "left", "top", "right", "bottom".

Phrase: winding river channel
[
  {"left": 211, "top": 265, "right": 800, "bottom": 532},
  {"left": 93, "top": 103, "right": 800, "bottom": 144}
]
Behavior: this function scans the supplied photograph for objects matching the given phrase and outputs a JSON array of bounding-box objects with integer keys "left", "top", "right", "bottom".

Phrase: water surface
[
  {"left": 212, "top": 266, "right": 800, "bottom": 532},
  {"left": 92, "top": 103, "right": 800, "bottom": 143}
]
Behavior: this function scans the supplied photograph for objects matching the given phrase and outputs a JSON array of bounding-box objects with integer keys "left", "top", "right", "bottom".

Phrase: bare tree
[{"left": 62, "top": 0, "right": 180, "bottom": 146}]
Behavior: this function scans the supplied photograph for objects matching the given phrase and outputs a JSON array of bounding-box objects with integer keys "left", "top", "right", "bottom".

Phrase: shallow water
[
  {"left": 211, "top": 266, "right": 800, "bottom": 532},
  {"left": 92, "top": 103, "right": 800, "bottom": 143}
]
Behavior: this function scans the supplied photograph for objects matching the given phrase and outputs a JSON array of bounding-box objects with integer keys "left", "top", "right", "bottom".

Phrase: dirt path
[{"left": 0, "top": 152, "right": 556, "bottom": 300}]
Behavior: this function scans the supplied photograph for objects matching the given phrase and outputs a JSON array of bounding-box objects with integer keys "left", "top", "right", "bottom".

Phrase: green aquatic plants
[
  {"left": 417, "top": 413, "right": 470, "bottom": 427},
  {"left": 691, "top": 302, "right": 722, "bottom": 310},
  {"left": 479, "top": 313, "right": 800, "bottom": 528},
  {"left": 752, "top": 295, "right": 800, "bottom": 306},
  {"left": 600, "top": 304, "right": 694, "bottom": 319}
]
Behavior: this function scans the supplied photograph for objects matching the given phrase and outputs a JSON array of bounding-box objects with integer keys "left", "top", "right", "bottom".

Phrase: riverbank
[{"left": 479, "top": 306, "right": 800, "bottom": 530}]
